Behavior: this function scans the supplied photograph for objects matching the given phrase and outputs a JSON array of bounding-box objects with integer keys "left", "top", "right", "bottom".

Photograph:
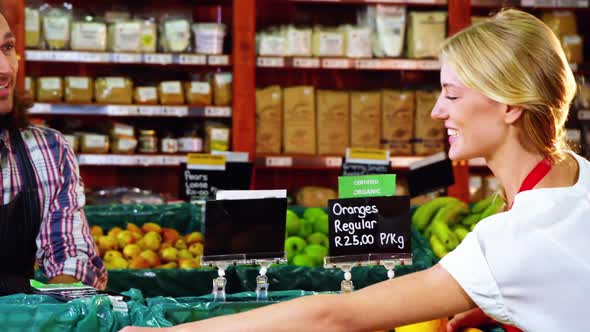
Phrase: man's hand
[
  {"left": 447, "top": 308, "right": 495, "bottom": 332},
  {"left": 48, "top": 274, "right": 79, "bottom": 284}
]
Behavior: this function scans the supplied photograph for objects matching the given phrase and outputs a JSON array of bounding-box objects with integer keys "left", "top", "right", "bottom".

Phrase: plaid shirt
[{"left": 0, "top": 126, "right": 107, "bottom": 289}]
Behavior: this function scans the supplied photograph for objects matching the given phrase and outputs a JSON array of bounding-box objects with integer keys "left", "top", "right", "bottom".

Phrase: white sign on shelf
[
  {"left": 77, "top": 52, "right": 110, "bottom": 63},
  {"left": 162, "top": 155, "right": 187, "bottom": 165},
  {"left": 164, "top": 106, "right": 188, "bottom": 117},
  {"left": 29, "top": 103, "right": 51, "bottom": 114},
  {"left": 293, "top": 57, "right": 320, "bottom": 68},
  {"left": 111, "top": 53, "right": 142, "bottom": 63},
  {"left": 521, "top": 0, "right": 588, "bottom": 6},
  {"left": 138, "top": 106, "right": 165, "bottom": 116},
  {"left": 321, "top": 58, "right": 351, "bottom": 69},
  {"left": 265, "top": 156, "right": 293, "bottom": 167},
  {"left": 208, "top": 55, "right": 230, "bottom": 66},
  {"left": 204, "top": 107, "right": 231, "bottom": 117},
  {"left": 355, "top": 59, "right": 382, "bottom": 70},
  {"left": 106, "top": 105, "right": 138, "bottom": 116},
  {"left": 257, "top": 57, "right": 285, "bottom": 67},
  {"left": 178, "top": 54, "right": 207, "bottom": 65},
  {"left": 26, "top": 50, "right": 55, "bottom": 61},
  {"left": 144, "top": 53, "right": 173, "bottom": 65},
  {"left": 325, "top": 157, "right": 343, "bottom": 168},
  {"left": 578, "top": 110, "right": 590, "bottom": 120}
]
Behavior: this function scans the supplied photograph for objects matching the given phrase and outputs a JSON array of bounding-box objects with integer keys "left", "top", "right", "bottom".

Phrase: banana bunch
[{"left": 412, "top": 195, "right": 505, "bottom": 259}]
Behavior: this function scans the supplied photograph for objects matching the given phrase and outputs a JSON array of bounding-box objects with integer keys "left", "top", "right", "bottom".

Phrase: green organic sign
[{"left": 338, "top": 174, "right": 396, "bottom": 199}]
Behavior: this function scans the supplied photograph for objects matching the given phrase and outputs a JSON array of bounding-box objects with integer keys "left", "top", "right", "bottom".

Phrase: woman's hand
[{"left": 446, "top": 308, "right": 495, "bottom": 332}]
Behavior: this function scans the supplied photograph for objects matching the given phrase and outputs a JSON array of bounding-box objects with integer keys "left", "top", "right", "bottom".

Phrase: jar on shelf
[
  {"left": 138, "top": 129, "right": 158, "bottom": 154},
  {"left": 178, "top": 129, "right": 203, "bottom": 153},
  {"left": 160, "top": 132, "right": 178, "bottom": 154}
]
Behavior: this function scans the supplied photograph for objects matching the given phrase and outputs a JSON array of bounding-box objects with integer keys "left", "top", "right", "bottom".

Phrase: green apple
[
  {"left": 284, "top": 236, "right": 307, "bottom": 261},
  {"left": 292, "top": 254, "right": 315, "bottom": 268},
  {"left": 286, "top": 210, "right": 300, "bottom": 236},
  {"left": 303, "top": 208, "right": 327, "bottom": 223},
  {"left": 312, "top": 214, "right": 329, "bottom": 235},
  {"left": 307, "top": 232, "right": 329, "bottom": 248},
  {"left": 297, "top": 218, "right": 314, "bottom": 238},
  {"left": 304, "top": 244, "right": 329, "bottom": 266}
]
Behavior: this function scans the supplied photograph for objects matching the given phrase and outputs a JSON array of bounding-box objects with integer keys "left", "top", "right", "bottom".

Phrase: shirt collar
[{"left": 0, "top": 128, "right": 12, "bottom": 153}]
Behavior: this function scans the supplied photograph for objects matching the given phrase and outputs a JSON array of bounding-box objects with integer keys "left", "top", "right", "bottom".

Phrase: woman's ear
[{"left": 504, "top": 105, "right": 524, "bottom": 125}]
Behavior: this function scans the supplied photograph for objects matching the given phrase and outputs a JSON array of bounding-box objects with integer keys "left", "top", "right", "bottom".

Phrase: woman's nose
[{"left": 431, "top": 94, "right": 448, "bottom": 121}]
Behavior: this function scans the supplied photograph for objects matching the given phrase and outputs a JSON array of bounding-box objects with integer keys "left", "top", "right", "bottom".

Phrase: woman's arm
[{"left": 122, "top": 264, "right": 475, "bottom": 332}]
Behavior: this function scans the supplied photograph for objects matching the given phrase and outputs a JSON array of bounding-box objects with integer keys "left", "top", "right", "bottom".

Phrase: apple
[
  {"left": 142, "top": 222, "right": 162, "bottom": 234},
  {"left": 292, "top": 254, "right": 315, "bottom": 268},
  {"left": 178, "top": 249, "right": 193, "bottom": 260},
  {"left": 105, "top": 256, "right": 128, "bottom": 270},
  {"left": 312, "top": 214, "right": 329, "bottom": 235},
  {"left": 90, "top": 225, "right": 104, "bottom": 239},
  {"left": 160, "top": 242, "right": 172, "bottom": 250},
  {"left": 178, "top": 258, "right": 200, "bottom": 269},
  {"left": 297, "top": 219, "right": 314, "bottom": 238},
  {"left": 306, "top": 232, "right": 329, "bottom": 248},
  {"left": 185, "top": 232, "right": 204, "bottom": 245},
  {"left": 160, "top": 247, "right": 179, "bottom": 262},
  {"left": 174, "top": 239, "right": 188, "bottom": 250},
  {"left": 103, "top": 250, "right": 123, "bottom": 262},
  {"left": 304, "top": 244, "right": 328, "bottom": 266},
  {"left": 284, "top": 236, "right": 307, "bottom": 261},
  {"left": 156, "top": 262, "right": 178, "bottom": 269},
  {"left": 107, "top": 226, "right": 123, "bottom": 238},
  {"left": 130, "top": 231, "right": 142, "bottom": 243},
  {"left": 98, "top": 235, "right": 119, "bottom": 252},
  {"left": 141, "top": 231, "right": 162, "bottom": 251},
  {"left": 162, "top": 228, "right": 181, "bottom": 244},
  {"left": 127, "top": 223, "right": 144, "bottom": 236},
  {"left": 188, "top": 243, "right": 204, "bottom": 257},
  {"left": 285, "top": 210, "right": 300, "bottom": 236},
  {"left": 139, "top": 250, "right": 161, "bottom": 267},
  {"left": 128, "top": 256, "right": 151, "bottom": 269},
  {"left": 303, "top": 208, "right": 326, "bottom": 223},
  {"left": 123, "top": 244, "right": 142, "bottom": 259},
  {"left": 117, "top": 230, "right": 136, "bottom": 248}
]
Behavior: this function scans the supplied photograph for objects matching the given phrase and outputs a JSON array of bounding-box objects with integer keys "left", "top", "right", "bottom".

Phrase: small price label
[
  {"left": 162, "top": 155, "right": 187, "bottom": 165},
  {"left": 78, "top": 52, "right": 110, "bottom": 63},
  {"left": 178, "top": 54, "right": 207, "bottom": 65},
  {"left": 521, "top": 0, "right": 588, "bottom": 6},
  {"left": 138, "top": 156, "right": 164, "bottom": 166},
  {"left": 578, "top": 110, "right": 590, "bottom": 120},
  {"left": 322, "top": 58, "right": 351, "bottom": 69},
  {"left": 265, "top": 156, "right": 293, "bottom": 167},
  {"left": 257, "top": 57, "right": 285, "bottom": 67},
  {"left": 187, "top": 153, "right": 227, "bottom": 170},
  {"left": 144, "top": 53, "right": 173, "bottom": 65},
  {"left": 106, "top": 105, "right": 138, "bottom": 116},
  {"left": 164, "top": 106, "right": 188, "bottom": 117},
  {"left": 355, "top": 59, "right": 382, "bottom": 70},
  {"left": 325, "top": 157, "right": 343, "bottom": 168},
  {"left": 111, "top": 53, "right": 142, "bottom": 63},
  {"left": 208, "top": 55, "right": 230, "bottom": 65},
  {"left": 29, "top": 103, "right": 51, "bottom": 114},
  {"left": 205, "top": 107, "right": 232, "bottom": 117},
  {"left": 26, "top": 50, "right": 55, "bottom": 61},
  {"left": 415, "top": 60, "right": 441, "bottom": 70},
  {"left": 138, "top": 106, "right": 165, "bottom": 116},
  {"left": 293, "top": 57, "right": 320, "bottom": 68}
]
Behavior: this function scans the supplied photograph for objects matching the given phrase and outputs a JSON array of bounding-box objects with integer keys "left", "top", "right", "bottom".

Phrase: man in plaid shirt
[{"left": 0, "top": 12, "right": 106, "bottom": 292}]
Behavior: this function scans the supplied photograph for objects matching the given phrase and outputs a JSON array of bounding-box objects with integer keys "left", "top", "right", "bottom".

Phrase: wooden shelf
[
  {"left": 257, "top": 57, "right": 441, "bottom": 71},
  {"left": 284, "top": 0, "right": 447, "bottom": 5},
  {"left": 78, "top": 154, "right": 187, "bottom": 167},
  {"left": 29, "top": 103, "right": 232, "bottom": 118},
  {"left": 26, "top": 50, "right": 231, "bottom": 66},
  {"left": 520, "top": 0, "right": 588, "bottom": 8}
]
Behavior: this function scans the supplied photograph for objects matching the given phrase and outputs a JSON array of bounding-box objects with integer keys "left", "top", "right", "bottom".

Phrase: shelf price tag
[
  {"left": 26, "top": 50, "right": 55, "bottom": 61},
  {"left": 77, "top": 52, "right": 110, "bottom": 63},
  {"left": 521, "top": 0, "right": 588, "bottom": 6},
  {"left": 178, "top": 54, "right": 207, "bottom": 65},
  {"left": 265, "top": 156, "right": 293, "bottom": 167},
  {"left": 293, "top": 57, "right": 320, "bottom": 68},
  {"left": 321, "top": 58, "right": 351, "bottom": 69},
  {"left": 205, "top": 107, "right": 232, "bottom": 117},
  {"left": 355, "top": 59, "right": 382, "bottom": 70},
  {"left": 164, "top": 106, "right": 188, "bottom": 117},
  {"left": 187, "top": 153, "right": 227, "bottom": 171},
  {"left": 138, "top": 106, "right": 165, "bottom": 116},
  {"left": 29, "top": 103, "right": 51, "bottom": 114},
  {"left": 208, "top": 55, "right": 230, "bottom": 66},
  {"left": 578, "top": 110, "right": 590, "bottom": 120},
  {"left": 144, "top": 53, "right": 173, "bottom": 64},
  {"left": 415, "top": 60, "right": 441, "bottom": 70},
  {"left": 325, "top": 157, "right": 343, "bottom": 168},
  {"left": 342, "top": 148, "right": 390, "bottom": 176},
  {"left": 257, "top": 57, "right": 285, "bottom": 67},
  {"left": 111, "top": 53, "right": 142, "bottom": 63},
  {"left": 106, "top": 105, "right": 137, "bottom": 116}
]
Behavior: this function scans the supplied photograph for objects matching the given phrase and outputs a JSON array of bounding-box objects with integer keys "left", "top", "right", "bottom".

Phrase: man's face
[{"left": 0, "top": 14, "right": 17, "bottom": 114}]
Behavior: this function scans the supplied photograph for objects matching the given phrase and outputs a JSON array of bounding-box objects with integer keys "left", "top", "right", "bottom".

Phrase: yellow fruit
[
  {"left": 462, "top": 329, "right": 484, "bottom": 332},
  {"left": 395, "top": 318, "right": 447, "bottom": 332},
  {"left": 175, "top": 239, "right": 188, "bottom": 250},
  {"left": 162, "top": 228, "right": 181, "bottom": 244},
  {"left": 123, "top": 244, "right": 142, "bottom": 259},
  {"left": 140, "top": 249, "right": 161, "bottom": 267},
  {"left": 117, "top": 230, "right": 136, "bottom": 248},
  {"left": 178, "top": 249, "right": 193, "bottom": 260},
  {"left": 188, "top": 243, "right": 204, "bottom": 257},
  {"left": 156, "top": 262, "right": 178, "bottom": 269},
  {"left": 185, "top": 232, "right": 204, "bottom": 245},
  {"left": 90, "top": 225, "right": 104, "bottom": 238},
  {"left": 107, "top": 226, "right": 123, "bottom": 238},
  {"left": 127, "top": 223, "right": 144, "bottom": 236},
  {"left": 128, "top": 256, "right": 151, "bottom": 269},
  {"left": 103, "top": 250, "right": 123, "bottom": 262},
  {"left": 106, "top": 256, "right": 128, "bottom": 270},
  {"left": 130, "top": 231, "right": 142, "bottom": 243},
  {"left": 141, "top": 231, "right": 162, "bottom": 251},
  {"left": 160, "top": 242, "right": 172, "bottom": 250},
  {"left": 98, "top": 235, "right": 119, "bottom": 252},
  {"left": 159, "top": 247, "right": 179, "bottom": 262},
  {"left": 178, "top": 258, "right": 200, "bottom": 269},
  {"left": 142, "top": 222, "right": 162, "bottom": 234}
]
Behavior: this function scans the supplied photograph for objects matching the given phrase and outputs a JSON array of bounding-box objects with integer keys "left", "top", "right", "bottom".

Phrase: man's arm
[
  {"left": 122, "top": 264, "right": 475, "bottom": 332},
  {"left": 37, "top": 132, "right": 107, "bottom": 289}
]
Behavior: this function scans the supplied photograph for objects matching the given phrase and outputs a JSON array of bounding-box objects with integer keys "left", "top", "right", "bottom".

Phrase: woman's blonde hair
[{"left": 439, "top": 9, "right": 577, "bottom": 163}]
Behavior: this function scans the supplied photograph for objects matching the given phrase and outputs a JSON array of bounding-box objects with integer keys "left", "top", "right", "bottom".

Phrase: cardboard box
[
  {"left": 316, "top": 90, "right": 350, "bottom": 155},
  {"left": 350, "top": 91, "right": 381, "bottom": 149},
  {"left": 283, "top": 86, "right": 316, "bottom": 154},
  {"left": 256, "top": 86, "right": 282, "bottom": 154},
  {"left": 382, "top": 89, "right": 415, "bottom": 155}
]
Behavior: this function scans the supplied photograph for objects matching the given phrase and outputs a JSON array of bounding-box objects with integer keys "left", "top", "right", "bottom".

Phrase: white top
[{"left": 440, "top": 152, "right": 590, "bottom": 332}]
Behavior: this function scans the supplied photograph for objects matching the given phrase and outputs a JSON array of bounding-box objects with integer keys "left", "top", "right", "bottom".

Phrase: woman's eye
[{"left": 446, "top": 96, "right": 458, "bottom": 101}]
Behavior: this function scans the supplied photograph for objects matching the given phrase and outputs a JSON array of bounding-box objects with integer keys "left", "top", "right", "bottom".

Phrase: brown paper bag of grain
[
  {"left": 283, "top": 86, "right": 316, "bottom": 154},
  {"left": 256, "top": 86, "right": 282, "bottom": 154},
  {"left": 350, "top": 91, "right": 382, "bottom": 149},
  {"left": 317, "top": 90, "right": 350, "bottom": 155},
  {"left": 414, "top": 90, "right": 444, "bottom": 155},
  {"left": 382, "top": 89, "right": 415, "bottom": 155}
]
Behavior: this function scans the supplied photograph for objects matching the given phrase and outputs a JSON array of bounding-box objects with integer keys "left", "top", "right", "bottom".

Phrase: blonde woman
[{"left": 122, "top": 9, "right": 589, "bottom": 332}]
